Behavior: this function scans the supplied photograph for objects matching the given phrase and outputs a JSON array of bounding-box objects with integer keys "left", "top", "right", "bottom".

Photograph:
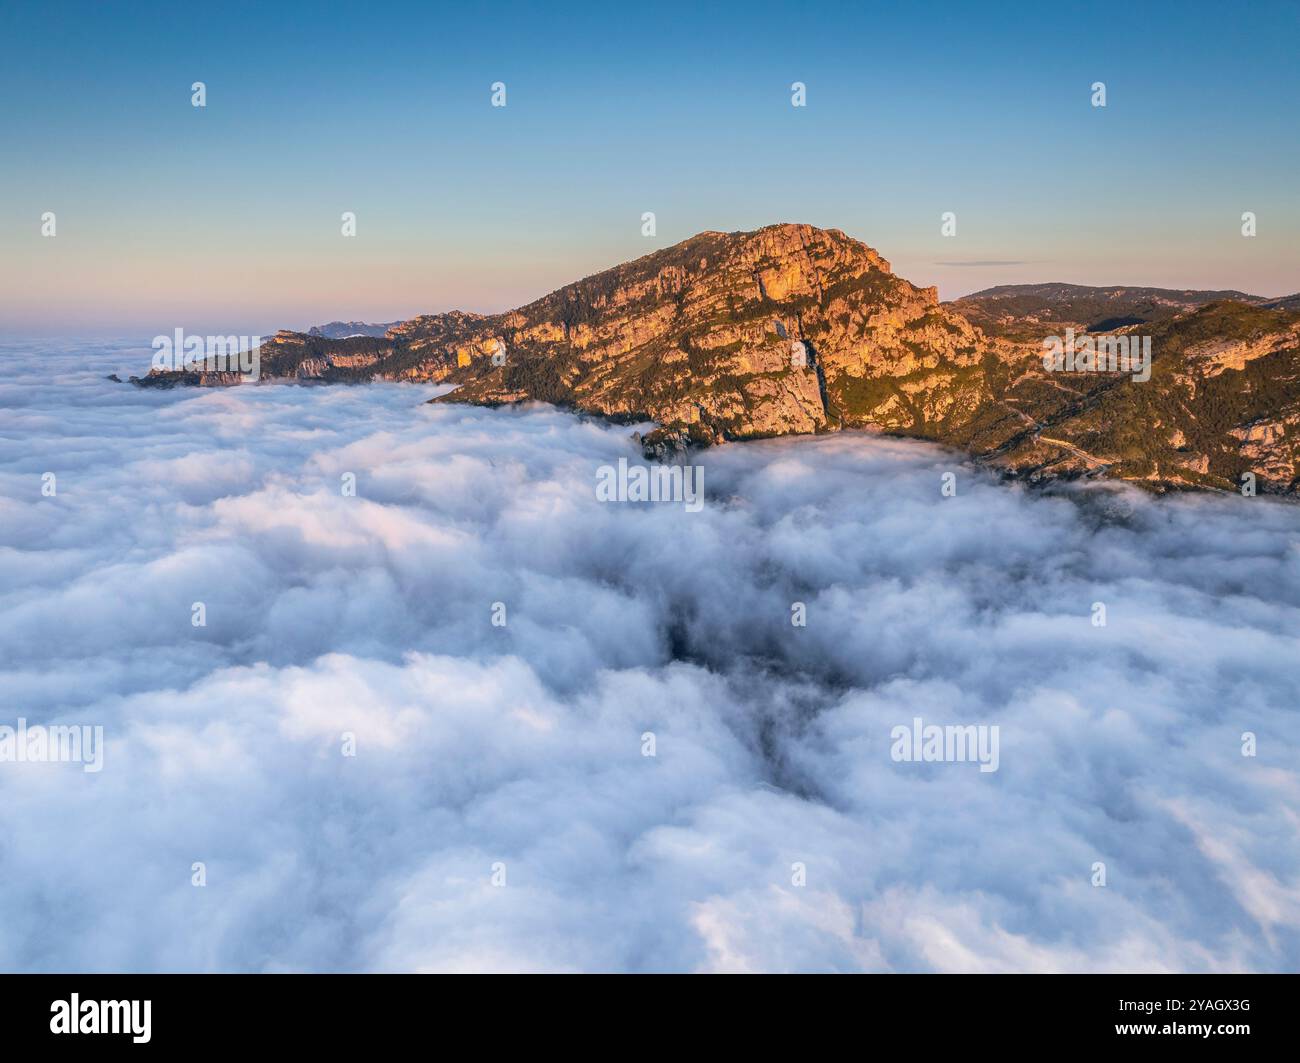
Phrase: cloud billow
[{"left": 0, "top": 341, "right": 1297, "bottom": 972}]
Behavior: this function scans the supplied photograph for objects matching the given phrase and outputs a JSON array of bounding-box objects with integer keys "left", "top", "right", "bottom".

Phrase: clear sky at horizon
[{"left": 2, "top": 0, "right": 1297, "bottom": 336}]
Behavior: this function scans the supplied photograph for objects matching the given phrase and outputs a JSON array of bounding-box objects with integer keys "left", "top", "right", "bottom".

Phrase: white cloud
[{"left": 0, "top": 340, "right": 1298, "bottom": 972}]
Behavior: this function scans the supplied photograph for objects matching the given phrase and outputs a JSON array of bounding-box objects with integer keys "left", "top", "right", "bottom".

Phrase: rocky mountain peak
[{"left": 134, "top": 224, "right": 1300, "bottom": 494}]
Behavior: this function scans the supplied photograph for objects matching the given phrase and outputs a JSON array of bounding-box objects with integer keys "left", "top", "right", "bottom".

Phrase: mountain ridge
[
  {"left": 134, "top": 223, "right": 1300, "bottom": 495},
  {"left": 307, "top": 320, "right": 402, "bottom": 339}
]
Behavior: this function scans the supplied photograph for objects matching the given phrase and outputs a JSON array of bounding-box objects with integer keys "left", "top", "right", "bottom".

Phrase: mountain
[
  {"left": 949, "top": 282, "right": 1269, "bottom": 339},
  {"left": 133, "top": 224, "right": 1300, "bottom": 495},
  {"left": 306, "top": 320, "right": 402, "bottom": 339},
  {"left": 977, "top": 300, "right": 1300, "bottom": 490}
]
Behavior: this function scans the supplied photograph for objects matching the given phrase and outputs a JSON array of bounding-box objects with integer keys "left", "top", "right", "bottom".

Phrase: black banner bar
[{"left": 1, "top": 973, "right": 1290, "bottom": 1050}]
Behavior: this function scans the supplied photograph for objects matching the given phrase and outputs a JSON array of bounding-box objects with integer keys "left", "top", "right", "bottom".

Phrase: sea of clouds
[{"left": 1, "top": 339, "right": 1298, "bottom": 972}]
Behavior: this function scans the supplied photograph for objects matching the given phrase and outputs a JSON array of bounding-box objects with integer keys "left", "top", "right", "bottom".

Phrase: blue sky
[{"left": 2, "top": 0, "right": 1297, "bottom": 334}]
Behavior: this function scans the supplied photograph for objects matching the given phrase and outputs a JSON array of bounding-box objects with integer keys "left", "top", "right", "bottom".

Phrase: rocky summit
[{"left": 136, "top": 223, "right": 1300, "bottom": 494}]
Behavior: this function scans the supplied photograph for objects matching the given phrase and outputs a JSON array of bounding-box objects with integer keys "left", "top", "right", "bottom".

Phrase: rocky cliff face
[
  {"left": 134, "top": 224, "right": 1300, "bottom": 494},
  {"left": 979, "top": 301, "right": 1300, "bottom": 492},
  {"left": 419, "top": 224, "right": 998, "bottom": 449}
]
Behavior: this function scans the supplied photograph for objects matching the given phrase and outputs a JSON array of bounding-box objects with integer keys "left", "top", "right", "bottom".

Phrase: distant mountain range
[
  {"left": 306, "top": 320, "right": 402, "bottom": 339},
  {"left": 950, "top": 283, "right": 1276, "bottom": 339},
  {"left": 135, "top": 225, "right": 1300, "bottom": 494}
]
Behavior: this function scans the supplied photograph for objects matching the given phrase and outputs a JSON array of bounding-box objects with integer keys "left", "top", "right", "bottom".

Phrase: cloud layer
[{"left": 1, "top": 340, "right": 1298, "bottom": 972}]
